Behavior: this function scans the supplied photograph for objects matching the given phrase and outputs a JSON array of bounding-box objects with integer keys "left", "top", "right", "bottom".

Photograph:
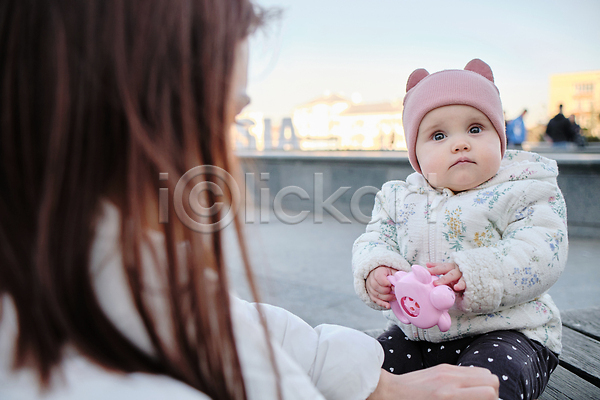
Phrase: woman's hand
[
  {"left": 368, "top": 365, "right": 499, "bottom": 400},
  {"left": 366, "top": 266, "right": 398, "bottom": 308},
  {"left": 427, "top": 262, "right": 466, "bottom": 293}
]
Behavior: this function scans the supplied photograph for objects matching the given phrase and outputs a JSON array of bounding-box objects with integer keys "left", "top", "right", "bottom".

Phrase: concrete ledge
[
  {"left": 237, "top": 149, "right": 600, "bottom": 164},
  {"left": 237, "top": 150, "right": 600, "bottom": 238}
]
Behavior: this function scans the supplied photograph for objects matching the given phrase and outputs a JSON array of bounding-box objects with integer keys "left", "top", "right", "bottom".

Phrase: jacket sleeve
[
  {"left": 451, "top": 180, "right": 568, "bottom": 314},
  {"left": 352, "top": 183, "right": 411, "bottom": 310},
  {"left": 231, "top": 297, "right": 383, "bottom": 400}
]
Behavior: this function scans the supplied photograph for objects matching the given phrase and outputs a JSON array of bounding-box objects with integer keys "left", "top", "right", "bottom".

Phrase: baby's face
[{"left": 415, "top": 105, "right": 502, "bottom": 192}]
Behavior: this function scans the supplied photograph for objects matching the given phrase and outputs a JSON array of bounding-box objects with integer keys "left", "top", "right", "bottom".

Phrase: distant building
[
  {"left": 291, "top": 93, "right": 350, "bottom": 150},
  {"left": 549, "top": 70, "right": 600, "bottom": 138},
  {"left": 292, "top": 93, "right": 405, "bottom": 150},
  {"left": 335, "top": 101, "right": 404, "bottom": 150}
]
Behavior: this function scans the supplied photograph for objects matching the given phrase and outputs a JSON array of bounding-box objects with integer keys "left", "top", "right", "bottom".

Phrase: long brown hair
[{"left": 0, "top": 0, "right": 267, "bottom": 398}]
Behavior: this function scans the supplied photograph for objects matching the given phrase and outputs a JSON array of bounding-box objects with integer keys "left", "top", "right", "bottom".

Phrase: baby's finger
[
  {"left": 445, "top": 268, "right": 462, "bottom": 281},
  {"left": 367, "top": 287, "right": 394, "bottom": 308},
  {"left": 371, "top": 280, "right": 393, "bottom": 294},
  {"left": 426, "top": 262, "right": 453, "bottom": 274},
  {"left": 375, "top": 274, "right": 393, "bottom": 287},
  {"left": 454, "top": 277, "right": 467, "bottom": 292},
  {"left": 435, "top": 269, "right": 461, "bottom": 286},
  {"left": 373, "top": 297, "right": 391, "bottom": 309},
  {"left": 378, "top": 292, "right": 396, "bottom": 302}
]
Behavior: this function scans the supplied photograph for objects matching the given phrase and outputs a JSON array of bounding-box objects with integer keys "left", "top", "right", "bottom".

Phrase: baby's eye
[
  {"left": 433, "top": 132, "right": 446, "bottom": 141},
  {"left": 469, "top": 126, "right": 482, "bottom": 134}
]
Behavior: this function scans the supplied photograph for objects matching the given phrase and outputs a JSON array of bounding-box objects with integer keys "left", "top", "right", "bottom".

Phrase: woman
[{"left": 0, "top": 0, "right": 498, "bottom": 398}]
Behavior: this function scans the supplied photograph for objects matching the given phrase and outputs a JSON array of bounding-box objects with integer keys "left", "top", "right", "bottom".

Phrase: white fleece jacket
[{"left": 353, "top": 150, "right": 568, "bottom": 354}]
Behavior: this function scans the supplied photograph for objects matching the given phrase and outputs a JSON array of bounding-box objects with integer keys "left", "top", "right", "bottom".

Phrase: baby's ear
[
  {"left": 406, "top": 68, "right": 429, "bottom": 92},
  {"left": 464, "top": 59, "right": 494, "bottom": 83}
]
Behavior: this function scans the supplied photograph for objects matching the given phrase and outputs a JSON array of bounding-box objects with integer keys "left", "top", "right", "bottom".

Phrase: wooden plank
[
  {"left": 559, "top": 326, "right": 600, "bottom": 387},
  {"left": 540, "top": 365, "right": 600, "bottom": 399},
  {"left": 561, "top": 307, "right": 600, "bottom": 341}
]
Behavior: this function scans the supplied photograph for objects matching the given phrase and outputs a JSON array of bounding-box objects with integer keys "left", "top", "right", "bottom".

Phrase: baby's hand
[
  {"left": 366, "top": 266, "right": 398, "bottom": 309},
  {"left": 426, "top": 262, "right": 466, "bottom": 293}
]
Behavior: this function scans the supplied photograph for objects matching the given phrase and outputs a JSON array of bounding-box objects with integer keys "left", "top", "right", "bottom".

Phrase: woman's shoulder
[
  {"left": 0, "top": 362, "right": 212, "bottom": 400},
  {"left": 0, "top": 295, "right": 210, "bottom": 400},
  {"left": 46, "top": 358, "right": 212, "bottom": 400}
]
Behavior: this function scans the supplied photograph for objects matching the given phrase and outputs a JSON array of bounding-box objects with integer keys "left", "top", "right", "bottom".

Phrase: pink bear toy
[{"left": 387, "top": 264, "right": 455, "bottom": 332}]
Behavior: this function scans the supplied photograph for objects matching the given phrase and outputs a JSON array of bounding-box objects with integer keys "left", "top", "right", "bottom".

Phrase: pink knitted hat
[{"left": 402, "top": 59, "right": 506, "bottom": 174}]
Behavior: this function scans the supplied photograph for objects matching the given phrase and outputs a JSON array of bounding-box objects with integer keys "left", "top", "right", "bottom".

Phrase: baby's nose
[{"left": 452, "top": 141, "right": 471, "bottom": 152}]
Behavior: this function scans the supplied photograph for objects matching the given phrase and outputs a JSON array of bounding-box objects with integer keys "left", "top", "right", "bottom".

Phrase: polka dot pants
[{"left": 378, "top": 327, "right": 559, "bottom": 400}]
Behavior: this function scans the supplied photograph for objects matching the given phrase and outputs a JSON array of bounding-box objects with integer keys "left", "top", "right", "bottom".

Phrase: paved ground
[{"left": 225, "top": 211, "right": 600, "bottom": 331}]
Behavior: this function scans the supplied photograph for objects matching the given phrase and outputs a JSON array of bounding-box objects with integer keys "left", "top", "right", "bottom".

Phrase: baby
[{"left": 352, "top": 59, "right": 567, "bottom": 400}]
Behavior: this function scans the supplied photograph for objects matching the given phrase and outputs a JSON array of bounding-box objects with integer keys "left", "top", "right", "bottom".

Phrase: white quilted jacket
[{"left": 0, "top": 202, "right": 383, "bottom": 400}]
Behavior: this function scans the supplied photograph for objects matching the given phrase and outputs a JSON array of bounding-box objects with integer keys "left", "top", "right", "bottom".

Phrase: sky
[{"left": 245, "top": 0, "right": 600, "bottom": 127}]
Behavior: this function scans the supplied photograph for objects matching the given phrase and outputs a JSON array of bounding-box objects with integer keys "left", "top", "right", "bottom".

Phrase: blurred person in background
[
  {"left": 545, "top": 104, "right": 575, "bottom": 146},
  {"left": 568, "top": 114, "right": 587, "bottom": 148},
  {"left": 506, "top": 109, "right": 527, "bottom": 149}
]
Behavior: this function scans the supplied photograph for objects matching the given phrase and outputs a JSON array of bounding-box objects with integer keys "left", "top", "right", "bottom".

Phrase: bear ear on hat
[
  {"left": 464, "top": 59, "right": 494, "bottom": 83},
  {"left": 406, "top": 68, "right": 429, "bottom": 92}
]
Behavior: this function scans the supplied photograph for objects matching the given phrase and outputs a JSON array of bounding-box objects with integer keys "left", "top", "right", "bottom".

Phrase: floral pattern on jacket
[{"left": 352, "top": 150, "right": 567, "bottom": 353}]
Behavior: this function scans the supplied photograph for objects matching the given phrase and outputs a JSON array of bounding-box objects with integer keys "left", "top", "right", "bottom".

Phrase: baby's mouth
[{"left": 451, "top": 158, "right": 475, "bottom": 167}]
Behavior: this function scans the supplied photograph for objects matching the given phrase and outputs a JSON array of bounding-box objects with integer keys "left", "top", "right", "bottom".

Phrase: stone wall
[{"left": 238, "top": 151, "right": 600, "bottom": 238}]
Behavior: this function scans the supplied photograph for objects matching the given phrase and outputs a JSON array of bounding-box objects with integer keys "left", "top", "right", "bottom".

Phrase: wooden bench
[
  {"left": 540, "top": 306, "right": 600, "bottom": 399},
  {"left": 365, "top": 306, "right": 600, "bottom": 399}
]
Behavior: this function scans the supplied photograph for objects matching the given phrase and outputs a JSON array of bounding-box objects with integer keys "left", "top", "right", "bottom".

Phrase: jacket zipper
[
  {"left": 420, "top": 188, "right": 449, "bottom": 340},
  {"left": 418, "top": 189, "right": 439, "bottom": 340}
]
